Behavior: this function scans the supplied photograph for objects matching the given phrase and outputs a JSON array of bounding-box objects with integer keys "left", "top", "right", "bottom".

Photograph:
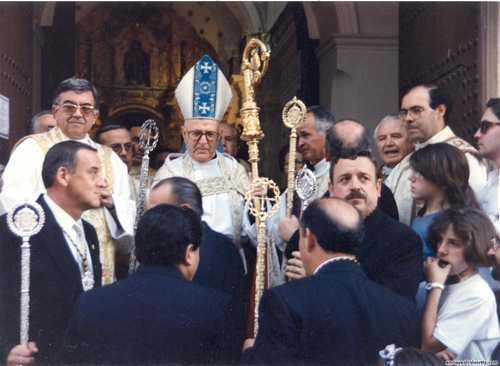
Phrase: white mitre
[{"left": 175, "top": 54, "right": 232, "bottom": 122}]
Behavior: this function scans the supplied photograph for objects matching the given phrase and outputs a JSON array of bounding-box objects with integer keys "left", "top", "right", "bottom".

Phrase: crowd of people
[{"left": 1, "top": 54, "right": 500, "bottom": 366}]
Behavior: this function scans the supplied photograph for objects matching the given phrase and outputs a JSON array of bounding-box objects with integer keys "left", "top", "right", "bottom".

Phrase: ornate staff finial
[
  {"left": 129, "top": 119, "right": 159, "bottom": 275},
  {"left": 281, "top": 97, "right": 307, "bottom": 280},
  {"left": 7, "top": 201, "right": 45, "bottom": 346}
]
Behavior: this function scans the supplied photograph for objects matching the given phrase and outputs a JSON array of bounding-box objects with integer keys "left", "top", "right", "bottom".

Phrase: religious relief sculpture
[{"left": 124, "top": 40, "right": 151, "bottom": 87}]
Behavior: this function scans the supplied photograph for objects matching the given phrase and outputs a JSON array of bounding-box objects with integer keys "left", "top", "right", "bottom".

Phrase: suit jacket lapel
[{"left": 36, "top": 196, "right": 83, "bottom": 291}]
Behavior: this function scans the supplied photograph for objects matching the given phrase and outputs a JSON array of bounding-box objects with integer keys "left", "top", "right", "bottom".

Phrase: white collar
[
  {"left": 314, "top": 158, "right": 329, "bottom": 177},
  {"left": 59, "top": 129, "right": 91, "bottom": 144},
  {"left": 416, "top": 126, "right": 454, "bottom": 150}
]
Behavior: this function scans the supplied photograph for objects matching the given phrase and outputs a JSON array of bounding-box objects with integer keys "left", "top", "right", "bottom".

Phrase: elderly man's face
[
  {"left": 375, "top": 118, "right": 414, "bottom": 168},
  {"left": 53, "top": 90, "right": 99, "bottom": 140},
  {"left": 329, "top": 156, "right": 381, "bottom": 218},
  {"left": 182, "top": 119, "right": 219, "bottom": 163},
  {"left": 297, "top": 112, "right": 326, "bottom": 166}
]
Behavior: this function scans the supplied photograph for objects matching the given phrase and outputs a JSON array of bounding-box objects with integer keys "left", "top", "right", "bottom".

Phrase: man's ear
[
  {"left": 56, "top": 167, "right": 70, "bottom": 187},
  {"left": 180, "top": 203, "right": 193, "bottom": 211},
  {"left": 305, "top": 228, "right": 317, "bottom": 254},
  {"left": 435, "top": 103, "right": 446, "bottom": 120},
  {"left": 183, "top": 243, "right": 196, "bottom": 267},
  {"left": 328, "top": 180, "right": 334, "bottom": 198}
]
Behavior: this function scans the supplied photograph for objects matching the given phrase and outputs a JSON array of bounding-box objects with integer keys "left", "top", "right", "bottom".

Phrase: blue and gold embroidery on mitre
[{"left": 175, "top": 54, "right": 232, "bottom": 122}]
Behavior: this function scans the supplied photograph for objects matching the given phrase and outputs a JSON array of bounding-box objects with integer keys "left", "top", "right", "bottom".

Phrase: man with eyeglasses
[
  {"left": 474, "top": 98, "right": 500, "bottom": 231},
  {"left": 385, "top": 84, "right": 487, "bottom": 226},
  {"left": 93, "top": 124, "right": 134, "bottom": 172},
  {"left": 153, "top": 55, "right": 253, "bottom": 271},
  {"left": 0, "top": 78, "right": 135, "bottom": 285}
]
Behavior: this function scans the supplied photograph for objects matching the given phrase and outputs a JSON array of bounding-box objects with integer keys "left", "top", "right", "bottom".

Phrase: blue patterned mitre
[{"left": 175, "top": 55, "right": 232, "bottom": 122}]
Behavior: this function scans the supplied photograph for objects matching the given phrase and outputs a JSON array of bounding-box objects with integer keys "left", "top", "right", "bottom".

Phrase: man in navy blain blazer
[
  {"left": 0, "top": 141, "right": 103, "bottom": 365},
  {"left": 56, "top": 204, "right": 245, "bottom": 365},
  {"left": 148, "top": 177, "right": 246, "bottom": 301},
  {"left": 241, "top": 198, "right": 420, "bottom": 365}
]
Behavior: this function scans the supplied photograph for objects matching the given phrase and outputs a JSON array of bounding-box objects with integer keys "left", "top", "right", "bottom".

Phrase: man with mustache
[{"left": 282, "top": 150, "right": 422, "bottom": 301}]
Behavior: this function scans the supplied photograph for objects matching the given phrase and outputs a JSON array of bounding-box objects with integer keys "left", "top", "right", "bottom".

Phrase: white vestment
[
  {"left": 153, "top": 152, "right": 252, "bottom": 271},
  {"left": 312, "top": 158, "right": 330, "bottom": 199}
]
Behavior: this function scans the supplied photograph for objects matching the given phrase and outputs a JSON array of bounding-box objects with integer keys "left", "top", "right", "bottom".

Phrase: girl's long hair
[{"left": 409, "top": 142, "right": 479, "bottom": 216}]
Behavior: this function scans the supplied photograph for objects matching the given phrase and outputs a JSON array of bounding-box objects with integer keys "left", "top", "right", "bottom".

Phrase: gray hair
[
  {"left": 373, "top": 114, "right": 401, "bottom": 140},
  {"left": 307, "top": 105, "right": 335, "bottom": 136}
]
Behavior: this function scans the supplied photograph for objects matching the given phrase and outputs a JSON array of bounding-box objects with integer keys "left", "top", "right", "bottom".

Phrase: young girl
[
  {"left": 409, "top": 143, "right": 479, "bottom": 261},
  {"left": 422, "top": 207, "right": 500, "bottom": 362}
]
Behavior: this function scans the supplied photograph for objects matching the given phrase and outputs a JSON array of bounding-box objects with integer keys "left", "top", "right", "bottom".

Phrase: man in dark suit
[
  {"left": 241, "top": 198, "right": 420, "bottom": 365},
  {"left": 55, "top": 204, "right": 245, "bottom": 365},
  {"left": 148, "top": 177, "right": 245, "bottom": 301},
  {"left": 0, "top": 141, "right": 103, "bottom": 365},
  {"left": 282, "top": 151, "right": 422, "bottom": 301}
]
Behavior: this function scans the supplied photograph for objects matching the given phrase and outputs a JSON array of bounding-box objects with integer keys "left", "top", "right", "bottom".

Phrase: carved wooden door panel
[{"left": 399, "top": 3, "right": 480, "bottom": 144}]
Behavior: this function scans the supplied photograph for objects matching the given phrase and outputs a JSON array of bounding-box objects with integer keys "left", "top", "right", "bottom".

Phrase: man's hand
[
  {"left": 424, "top": 256, "right": 451, "bottom": 284},
  {"left": 278, "top": 216, "right": 300, "bottom": 242},
  {"left": 250, "top": 177, "right": 268, "bottom": 198},
  {"left": 285, "top": 251, "right": 306, "bottom": 280},
  {"left": 6, "top": 342, "right": 38, "bottom": 366},
  {"left": 100, "top": 187, "right": 115, "bottom": 210}
]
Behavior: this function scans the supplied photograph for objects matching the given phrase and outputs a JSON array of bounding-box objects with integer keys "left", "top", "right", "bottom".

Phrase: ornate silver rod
[
  {"left": 7, "top": 201, "right": 45, "bottom": 346},
  {"left": 129, "top": 119, "right": 159, "bottom": 275}
]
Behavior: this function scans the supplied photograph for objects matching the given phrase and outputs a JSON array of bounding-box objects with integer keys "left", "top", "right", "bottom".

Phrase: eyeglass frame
[
  {"left": 109, "top": 143, "right": 134, "bottom": 154},
  {"left": 478, "top": 120, "right": 500, "bottom": 134},
  {"left": 56, "top": 103, "right": 96, "bottom": 117},
  {"left": 397, "top": 106, "right": 429, "bottom": 121},
  {"left": 185, "top": 129, "right": 220, "bottom": 142}
]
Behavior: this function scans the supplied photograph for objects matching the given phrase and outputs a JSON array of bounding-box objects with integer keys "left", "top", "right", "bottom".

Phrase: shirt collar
[{"left": 43, "top": 194, "right": 79, "bottom": 235}]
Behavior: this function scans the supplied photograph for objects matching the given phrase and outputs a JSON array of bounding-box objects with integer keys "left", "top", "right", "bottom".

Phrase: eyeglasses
[
  {"left": 186, "top": 130, "right": 219, "bottom": 142},
  {"left": 398, "top": 106, "right": 428, "bottom": 120},
  {"left": 57, "top": 103, "right": 95, "bottom": 117},
  {"left": 492, "top": 236, "right": 500, "bottom": 251},
  {"left": 478, "top": 120, "right": 500, "bottom": 134},
  {"left": 109, "top": 143, "right": 133, "bottom": 154}
]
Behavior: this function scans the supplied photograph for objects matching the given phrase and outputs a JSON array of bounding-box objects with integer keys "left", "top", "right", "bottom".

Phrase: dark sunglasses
[{"left": 478, "top": 120, "right": 500, "bottom": 134}]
